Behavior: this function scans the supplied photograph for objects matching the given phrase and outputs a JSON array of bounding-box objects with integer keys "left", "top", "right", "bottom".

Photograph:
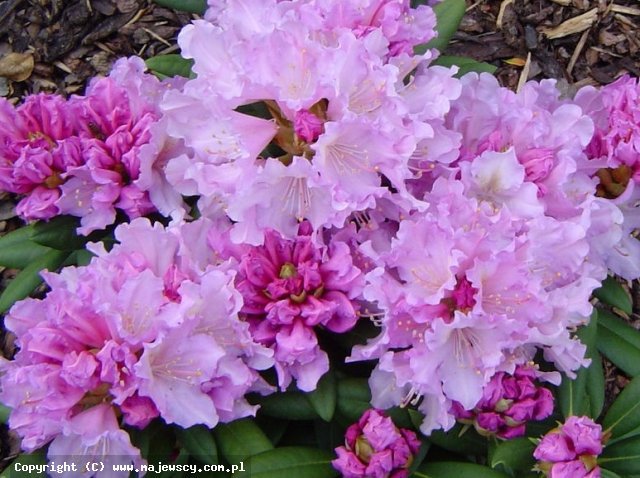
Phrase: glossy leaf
[
  {"left": 558, "top": 312, "right": 601, "bottom": 418},
  {"left": 432, "top": 55, "right": 498, "bottom": 76},
  {"left": 336, "top": 378, "right": 371, "bottom": 423},
  {"left": 594, "top": 276, "right": 633, "bottom": 315},
  {"left": 0, "top": 403, "right": 10, "bottom": 424},
  {"left": 414, "top": 414, "right": 488, "bottom": 457},
  {"left": 176, "top": 425, "right": 218, "bottom": 465},
  {"left": 2, "top": 450, "right": 47, "bottom": 478},
  {"left": 415, "top": 461, "right": 511, "bottom": 478},
  {"left": 600, "top": 435, "right": 640, "bottom": 475},
  {"left": 601, "top": 469, "right": 623, "bottom": 478},
  {"left": 0, "top": 224, "right": 52, "bottom": 268},
  {"left": 30, "top": 215, "right": 86, "bottom": 250},
  {"left": 213, "top": 419, "right": 273, "bottom": 463},
  {"left": 603, "top": 376, "right": 640, "bottom": 441},
  {"left": 597, "top": 309, "right": 640, "bottom": 377},
  {"left": 306, "top": 371, "right": 337, "bottom": 422},
  {"left": 153, "top": 0, "right": 206, "bottom": 14},
  {"left": 258, "top": 392, "right": 319, "bottom": 420},
  {"left": 489, "top": 437, "right": 536, "bottom": 475},
  {"left": 419, "top": 0, "right": 466, "bottom": 53},
  {"left": 0, "top": 249, "right": 69, "bottom": 313},
  {"left": 235, "top": 447, "right": 337, "bottom": 478},
  {"left": 146, "top": 55, "right": 195, "bottom": 79}
]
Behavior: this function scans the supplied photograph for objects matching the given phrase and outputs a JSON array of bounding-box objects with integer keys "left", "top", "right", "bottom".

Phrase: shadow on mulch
[{"left": 450, "top": 0, "right": 640, "bottom": 90}]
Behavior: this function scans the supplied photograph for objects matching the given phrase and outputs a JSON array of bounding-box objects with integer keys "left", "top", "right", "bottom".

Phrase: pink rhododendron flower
[
  {"left": 333, "top": 409, "right": 421, "bottom": 478},
  {"left": 451, "top": 365, "right": 554, "bottom": 439},
  {"left": 0, "top": 218, "right": 272, "bottom": 453},
  {"left": 231, "top": 222, "right": 364, "bottom": 391},
  {"left": 534, "top": 416, "right": 603, "bottom": 478}
]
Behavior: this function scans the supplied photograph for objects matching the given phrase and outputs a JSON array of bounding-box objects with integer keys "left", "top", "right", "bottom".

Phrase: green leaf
[
  {"left": 336, "top": 378, "right": 371, "bottom": 423},
  {"left": 30, "top": 215, "right": 86, "bottom": 251},
  {"left": 146, "top": 55, "right": 195, "bottom": 79},
  {"left": 558, "top": 311, "right": 600, "bottom": 418},
  {"left": 600, "top": 435, "right": 640, "bottom": 475},
  {"left": 152, "top": 0, "right": 206, "bottom": 14},
  {"left": 597, "top": 309, "right": 640, "bottom": 377},
  {"left": 431, "top": 55, "right": 498, "bottom": 76},
  {"left": 1, "top": 450, "right": 48, "bottom": 478},
  {"left": 601, "top": 470, "right": 623, "bottom": 478},
  {"left": 176, "top": 425, "right": 218, "bottom": 465},
  {"left": 594, "top": 276, "right": 633, "bottom": 315},
  {"left": 425, "top": 422, "right": 488, "bottom": 457},
  {"left": 213, "top": 419, "right": 273, "bottom": 463},
  {"left": 0, "top": 225, "right": 52, "bottom": 269},
  {"left": 417, "top": 461, "right": 511, "bottom": 478},
  {"left": 258, "top": 392, "right": 320, "bottom": 420},
  {"left": 489, "top": 437, "right": 536, "bottom": 476},
  {"left": 418, "top": 0, "right": 466, "bottom": 53},
  {"left": 603, "top": 376, "right": 640, "bottom": 441},
  {"left": 306, "top": 371, "right": 337, "bottom": 422},
  {"left": 0, "top": 403, "right": 10, "bottom": 423},
  {"left": 0, "top": 249, "right": 69, "bottom": 313},
  {"left": 236, "top": 447, "right": 338, "bottom": 478}
]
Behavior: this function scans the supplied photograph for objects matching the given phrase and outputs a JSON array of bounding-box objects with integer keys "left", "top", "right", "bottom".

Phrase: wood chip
[
  {"left": 516, "top": 52, "right": 532, "bottom": 93},
  {"left": 542, "top": 8, "right": 597, "bottom": 39},
  {"left": 0, "top": 52, "right": 34, "bottom": 82},
  {"left": 611, "top": 4, "right": 640, "bottom": 16},
  {"left": 496, "top": 0, "right": 513, "bottom": 30},
  {"left": 550, "top": 0, "right": 571, "bottom": 5},
  {"left": 568, "top": 29, "right": 590, "bottom": 75}
]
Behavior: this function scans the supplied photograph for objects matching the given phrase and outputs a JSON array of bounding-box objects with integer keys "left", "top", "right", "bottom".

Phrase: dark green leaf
[
  {"left": 600, "top": 435, "right": 640, "bottom": 475},
  {"left": 418, "top": 0, "right": 466, "bottom": 53},
  {"left": 426, "top": 422, "right": 488, "bottom": 457},
  {"left": 431, "top": 55, "right": 498, "bottom": 76},
  {"left": 31, "top": 215, "right": 86, "bottom": 251},
  {"left": 489, "top": 437, "right": 536, "bottom": 476},
  {"left": 558, "top": 311, "right": 599, "bottom": 418},
  {"left": 213, "top": 419, "right": 273, "bottom": 463},
  {"left": 594, "top": 276, "right": 633, "bottom": 315},
  {"left": 152, "top": 0, "right": 206, "bottom": 14},
  {"left": 1, "top": 450, "right": 47, "bottom": 478},
  {"left": 236, "top": 447, "right": 338, "bottom": 478},
  {"left": 336, "top": 378, "right": 371, "bottom": 423},
  {"left": 586, "top": 351, "right": 606, "bottom": 420},
  {"left": 603, "top": 376, "right": 640, "bottom": 441},
  {"left": 597, "top": 309, "right": 640, "bottom": 377},
  {"left": 306, "top": 371, "right": 337, "bottom": 422},
  {"left": 146, "top": 55, "right": 195, "bottom": 79},
  {"left": 0, "top": 249, "right": 69, "bottom": 313},
  {"left": 0, "top": 403, "right": 10, "bottom": 424},
  {"left": 258, "top": 392, "right": 319, "bottom": 420},
  {"left": 417, "top": 461, "right": 511, "bottom": 478},
  {"left": 176, "top": 425, "right": 218, "bottom": 465},
  {"left": 601, "top": 470, "right": 623, "bottom": 478},
  {"left": 0, "top": 225, "right": 52, "bottom": 268}
]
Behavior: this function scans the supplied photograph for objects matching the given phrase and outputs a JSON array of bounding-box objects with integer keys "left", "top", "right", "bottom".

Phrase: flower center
[{"left": 279, "top": 262, "right": 297, "bottom": 279}]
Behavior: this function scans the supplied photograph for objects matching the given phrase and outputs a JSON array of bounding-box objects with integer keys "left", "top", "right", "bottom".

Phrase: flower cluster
[
  {"left": 0, "top": 218, "right": 272, "bottom": 461},
  {"left": 451, "top": 365, "right": 554, "bottom": 439},
  {"left": 214, "top": 221, "right": 365, "bottom": 391},
  {"left": 333, "top": 409, "right": 421, "bottom": 478},
  {"left": 534, "top": 416, "right": 603, "bottom": 478},
  {"left": 1, "top": 0, "right": 640, "bottom": 471},
  {"left": 0, "top": 58, "right": 181, "bottom": 234}
]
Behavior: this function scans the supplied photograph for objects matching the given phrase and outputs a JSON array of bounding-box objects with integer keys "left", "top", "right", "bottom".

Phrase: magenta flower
[
  {"left": 235, "top": 223, "right": 364, "bottom": 390},
  {"left": 0, "top": 218, "right": 272, "bottom": 454},
  {"left": 333, "top": 409, "right": 421, "bottom": 478},
  {"left": 534, "top": 416, "right": 603, "bottom": 478},
  {"left": 451, "top": 365, "right": 554, "bottom": 439}
]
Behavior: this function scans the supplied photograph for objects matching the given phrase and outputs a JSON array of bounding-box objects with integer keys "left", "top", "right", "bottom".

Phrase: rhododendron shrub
[{"left": 1, "top": 0, "right": 640, "bottom": 477}]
